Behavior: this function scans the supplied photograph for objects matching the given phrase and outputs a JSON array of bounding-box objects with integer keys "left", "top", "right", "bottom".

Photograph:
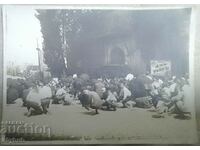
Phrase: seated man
[
  {"left": 118, "top": 82, "right": 132, "bottom": 108},
  {"left": 94, "top": 79, "right": 105, "bottom": 99},
  {"left": 155, "top": 82, "right": 172, "bottom": 113},
  {"left": 171, "top": 79, "right": 191, "bottom": 118},
  {"left": 53, "top": 86, "right": 66, "bottom": 104},
  {"left": 150, "top": 77, "right": 163, "bottom": 107},
  {"left": 63, "top": 88, "right": 74, "bottom": 105},
  {"left": 101, "top": 87, "right": 117, "bottom": 111}
]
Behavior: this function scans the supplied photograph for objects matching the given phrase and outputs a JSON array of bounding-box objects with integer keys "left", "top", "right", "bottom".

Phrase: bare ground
[{"left": 2, "top": 99, "right": 199, "bottom": 145}]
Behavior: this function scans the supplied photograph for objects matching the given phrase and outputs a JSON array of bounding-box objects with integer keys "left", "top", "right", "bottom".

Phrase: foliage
[
  {"left": 36, "top": 10, "right": 66, "bottom": 77},
  {"left": 36, "top": 9, "right": 190, "bottom": 77},
  {"left": 7, "top": 65, "right": 21, "bottom": 76}
]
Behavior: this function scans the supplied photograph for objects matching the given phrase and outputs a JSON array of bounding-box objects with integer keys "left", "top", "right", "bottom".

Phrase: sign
[{"left": 151, "top": 60, "right": 171, "bottom": 76}]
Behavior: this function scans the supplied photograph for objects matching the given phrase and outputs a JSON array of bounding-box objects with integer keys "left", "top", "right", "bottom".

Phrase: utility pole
[
  {"left": 61, "top": 10, "right": 68, "bottom": 71},
  {"left": 36, "top": 38, "right": 43, "bottom": 81}
]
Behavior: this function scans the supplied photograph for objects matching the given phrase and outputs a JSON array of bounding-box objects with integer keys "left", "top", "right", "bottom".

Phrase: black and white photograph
[{"left": 0, "top": 5, "right": 200, "bottom": 145}]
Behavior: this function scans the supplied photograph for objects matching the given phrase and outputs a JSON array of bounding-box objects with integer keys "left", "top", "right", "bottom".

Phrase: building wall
[
  {"left": 0, "top": 6, "right": 3, "bottom": 143},
  {"left": 193, "top": 6, "right": 200, "bottom": 143},
  {"left": 68, "top": 35, "right": 148, "bottom": 76},
  {"left": 105, "top": 37, "right": 146, "bottom": 75}
]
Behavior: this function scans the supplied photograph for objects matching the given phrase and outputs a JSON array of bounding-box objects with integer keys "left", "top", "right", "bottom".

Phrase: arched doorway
[{"left": 110, "top": 47, "right": 125, "bottom": 65}]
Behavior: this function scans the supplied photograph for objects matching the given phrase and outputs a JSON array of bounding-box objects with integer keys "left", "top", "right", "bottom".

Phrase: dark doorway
[{"left": 110, "top": 47, "right": 125, "bottom": 65}]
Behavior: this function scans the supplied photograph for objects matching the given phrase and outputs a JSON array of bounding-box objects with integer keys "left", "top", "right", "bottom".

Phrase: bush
[{"left": 7, "top": 87, "right": 19, "bottom": 104}]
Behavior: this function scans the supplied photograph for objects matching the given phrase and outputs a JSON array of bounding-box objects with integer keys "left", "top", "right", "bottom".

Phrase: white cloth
[
  {"left": 151, "top": 81, "right": 161, "bottom": 95},
  {"left": 39, "top": 86, "right": 52, "bottom": 99},
  {"left": 158, "top": 79, "right": 164, "bottom": 85},
  {"left": 64, "top": 93, "right": 74, "bottom": 104},
  {"left": 169, "top": 83, "right": 177, "bottom": 93},
  {"left": 171, "top": 90, "right": 184, "bottom": 102},
  {"left": 170, "top": 84, "right": 192, "bottom": 113},
  {"left": 161, "top": 87, "right": 171, "bottom": 100},
  {"left": 88, "top": 91, "right": 104, "bottom": 108},
  {"left": 106, "top": 91, "right": 117, "bottom": 102},
  {"left": 126, "top": 101, "right": 136, "bottom": 108},
  {"left": 125, "top": 73, "right": 134, "bottom": 81},
  {"left": 146, "top": 75, "right": 153, "bottom": 80},
  {"left": 123, "top": 87, "right": 131, "bottom": 100},
  {"left": 156, "top": 101, "right": 168, "bottom": 113},
  {"left": 53, "top": 78, "right": 59, "bottom": 83},
  {"left": 26, "top": 88, "right": 41, "bottom": 105},
  {"left": 73, "top": 74, "right": 77, "bottom": 79},
  {"left": 56, "top": 88, "right": 66, "bottom": 96}
]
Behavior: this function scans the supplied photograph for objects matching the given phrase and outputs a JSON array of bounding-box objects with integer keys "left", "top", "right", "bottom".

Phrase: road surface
[{"left": 1, "top": 98, "right": 199, "bottom": 145}]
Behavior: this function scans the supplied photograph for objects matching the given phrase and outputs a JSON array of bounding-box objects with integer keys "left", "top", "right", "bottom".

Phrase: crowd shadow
[
  {"left": 174, "top": 115, "right": 191, "bottom": 120},
  {"left": 147, "top": 109, "right": 157, "bottom": 112},
  {"left": 81, "top": 111, "right": 97, "bottom": 116}
]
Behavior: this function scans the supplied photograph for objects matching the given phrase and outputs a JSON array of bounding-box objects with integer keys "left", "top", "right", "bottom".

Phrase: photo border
[
  {"left": 0, "top": 6, "right": 4, "bottom": 145},
  {"left": 0, "top": 4, "right": 200, "bottom": 145}
]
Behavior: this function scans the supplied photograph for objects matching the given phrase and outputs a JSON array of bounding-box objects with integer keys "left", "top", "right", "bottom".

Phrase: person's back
[
  {"left": 25, "top": 86, "right": 44, "bottom": 116},
  {"left": 130, "top": 78, "right": 147, "bottom": 98},
  {"left": 73, "top": 78, "right": 82, "bottom": 90},
  {"left": 22, "top": 87, "right": 31, "bottom": 106},
  {"left": 73, "top": 77, "right": 83, "bottom": 97},
  {"left": 88, "top": 91, "right": 104, "bottom": 108},
  {"left": 161, "top": 86, "right": 171, "bottom": 101},
  {"left": 95, "top": 81, "right": 105, "bottom": 98},
  {"left": 26, "top": 87, "right": 41, "bottom": 105},
  {"left": 63, "top": 93, "right": 74, "bottom": 105},
  {"left": 80, "top": 90, "right": 104, "bottom": 114},
  {"left": 56, "top": 87, "right": 66, "bottom": 97},
  {"left": 123, "top": 86, "right": 131, "bottom": 100},
  {"left": 39, "top": 85, "right": 52, "bottom": 99},
  {"left": 169, "top": 82, "right": 178, "bottom": 98}
]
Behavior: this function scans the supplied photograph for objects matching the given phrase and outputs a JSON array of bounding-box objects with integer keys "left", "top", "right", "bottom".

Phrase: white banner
[{"left": 151, "top": 60, "right": 171, "bottom": 76}]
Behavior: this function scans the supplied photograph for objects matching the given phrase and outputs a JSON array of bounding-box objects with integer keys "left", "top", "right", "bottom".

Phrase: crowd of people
[{"left": 7, "top": 72, "right": 192, "bottom": 119}]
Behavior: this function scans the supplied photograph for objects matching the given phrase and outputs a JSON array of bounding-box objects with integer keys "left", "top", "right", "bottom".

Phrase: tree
[
  {"left": 36, "top": 10, "right": 66, "bottom": 77},
  {"left": 36, "top": 9, "right": 94, "bottom": 77},
  {"left": 36, "top": 9, "right": 190, "bottom": 77}
]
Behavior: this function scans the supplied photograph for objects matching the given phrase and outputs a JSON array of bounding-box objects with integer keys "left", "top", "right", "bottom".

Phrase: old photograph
[{"left": 0, "top": 5, "right": 199, "bottom": 145}]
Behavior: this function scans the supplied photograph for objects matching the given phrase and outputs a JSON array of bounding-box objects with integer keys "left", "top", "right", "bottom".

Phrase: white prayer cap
[
  {"left": 53, "top": 78, "right": 59, "bottom": 83},
  {"left": 73, "top": 74, "right": 77, "bottom": 79},
  {"left": 125, "top": 73, "right": 134, "bottom": 81},
  {"left": 172, "top": 76, "right": 176, "bottom": 80},
  {"left": 83, "top": 89, "right": 89, "bottom": 94},
  {"left": 97, "top": 78, "right": 103, "bottom": 81},
  {"left": 102, "top": 87, "right": 106, "bottom": 92}
]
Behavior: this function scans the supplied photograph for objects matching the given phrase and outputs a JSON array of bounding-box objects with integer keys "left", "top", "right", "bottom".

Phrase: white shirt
[
  {"left": 123, "top": 87, "right": 131, "bottom": 100},
  {"left": 106, "top": 91, "right": 117, "bottom": 102},
  {"left": 56, "top": 88, "right": 66, "bottom": 96},
  {"left": 158, "top": 79, "right": 164, "bottom": 85},
  {"left": 161, "top": 87, "right": 171, "bottom": 100},
  {"left": 182, "top": 84, "right": 192, "bottom": 112},
  {"left": 39, "top": 86, "right": 52, "bottom": 99},
  {"left": 151, "top": 80, "right": 162, "bottom": 95},
  {"left": 169, "top": 83, "right": 177, "bottom": 93},
  {"left": 26, "top": 88, "right": 41, "bottom": 105}
]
